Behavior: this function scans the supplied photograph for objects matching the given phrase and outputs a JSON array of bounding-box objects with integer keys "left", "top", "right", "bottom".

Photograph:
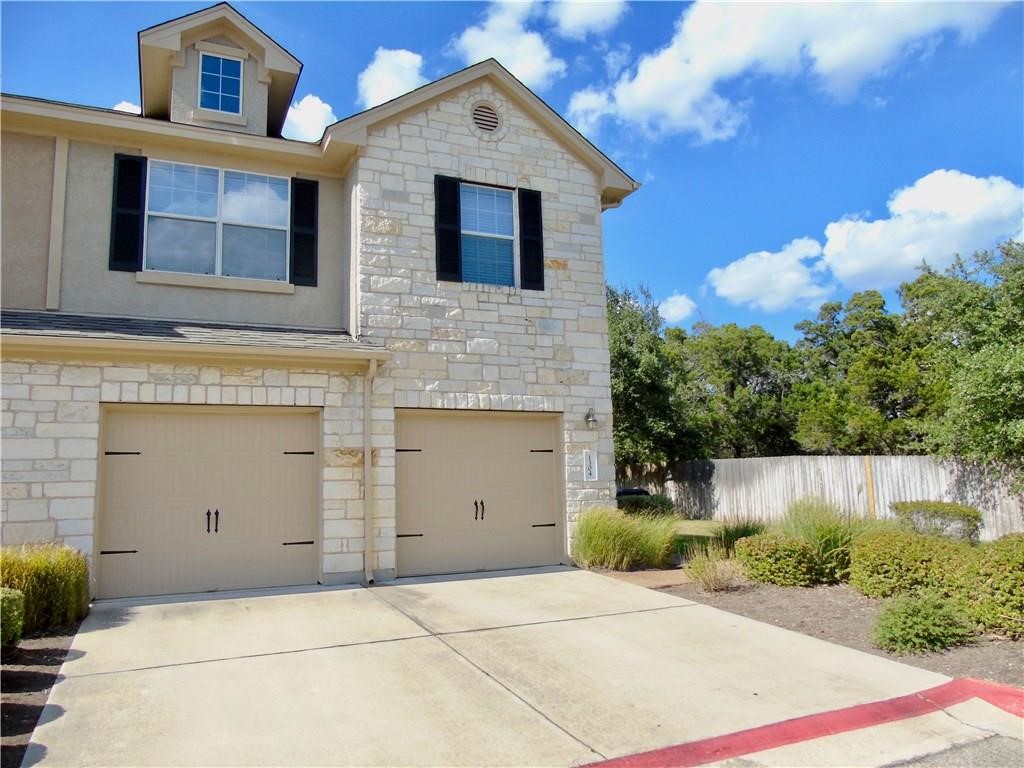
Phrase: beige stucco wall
[
  {"left": 58, "top": 139, "right": 349, "bottom": 330},
  {"left": 1, "top": 131, "right": 54, "bottom": 310},
  {"left": 354, "top": 80, "right": 618, "bottom": 553},
  {"left": 170, "top": 39, "right": 268, "bottom": 137}
]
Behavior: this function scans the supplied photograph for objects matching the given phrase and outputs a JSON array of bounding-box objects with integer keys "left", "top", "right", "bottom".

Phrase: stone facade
[
  {"left": 0, "top": 359, "right": 393, "bottom": 584},
  {"left": 354, "top": 80, "right": 617, "bottom": 531}
]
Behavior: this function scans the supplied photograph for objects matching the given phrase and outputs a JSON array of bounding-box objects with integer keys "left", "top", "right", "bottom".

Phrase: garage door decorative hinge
[
  {"left": 99, "top": 549, "right": 138, "bottom": 555},
  {"left": 282, "top": 540, "right": 315, "bottom": 546},
  {"left": 532, "top": 523, "right": 556, "bottom": 528},
  {"left": 104, "top": 451, "right": 141, "bottom": 456},
  {"left": 283, "top": 450, "right": 315, "bottom": 455},
  {"left": 395, "top": 448, "right": 422, "bottom": 453},
  {"left": 396, "top": 533, "right": 424, "bottom": 538},
  {"left": 530, "top": 449, "right": 554, "bottom": 453}
]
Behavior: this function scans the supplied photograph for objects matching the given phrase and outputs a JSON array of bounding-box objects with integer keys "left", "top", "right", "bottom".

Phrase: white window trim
[
  {"left": 142, "top": 159, "right": 291, "bottom": 283},
  {"left": 459, "top": 181, "right": 519, "bottom": 288},
  {"left": 198, "top": 51, "right": 244, "bottom": 116}
]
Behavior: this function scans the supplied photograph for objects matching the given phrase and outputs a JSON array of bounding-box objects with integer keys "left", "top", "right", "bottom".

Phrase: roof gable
[{"left": 324, "top": 59, "right": 638, "bottom": 208}]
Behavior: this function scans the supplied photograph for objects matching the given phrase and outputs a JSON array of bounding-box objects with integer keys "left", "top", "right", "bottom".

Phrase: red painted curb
[{"left": 586, "top": 678, "right": 1024, "bottom": 768}]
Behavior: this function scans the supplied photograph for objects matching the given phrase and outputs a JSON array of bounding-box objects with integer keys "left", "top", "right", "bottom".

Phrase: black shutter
[
  {"left": 519, "top": 188, "right": 544, "bottom": 291},
  {"left": 434, "top": 175, "right": 462, "bottom": 282},
  {"left": 290, "top": 178, "right": 318, "bottom": 287},
  {"left": 109, "top": 154, "right": 147, "bottom": 272}
]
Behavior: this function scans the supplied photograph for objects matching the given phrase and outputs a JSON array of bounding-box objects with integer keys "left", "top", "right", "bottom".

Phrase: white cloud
[
  {"left": 567, "top": 88, "right": 611, "bottom": 137},
  {"left": 113, "top": 101, "right": 141, "bottom": 114},
  {"left": 549, "top": 0, "right": 627, "bottom": 40},
  {"left": 282, "top": 94, "right": 338, "bottom": 142},
  {"left": 706, "top": 170, "right": 1023, "bottom": 312},
  {"left": 604, "top": 42, "right": 631, "bottom": 80},
  {"left": 568, "top": 1, "right": 1006, "bottom": 141},
  {"left": 453, "top": 2, "right": 566, "bottom": 91},
  {"left": 821, "top": 169, "right": 1024, "bottom": 288},
  {"left": 357, "top": 48, "right": 429, "bottom": 109},
  {"left": 659, "top": 293, "right": 698, "bottom": 324},
  {"left": 707, "top": 238, "right": 834, "bottom": 312}
]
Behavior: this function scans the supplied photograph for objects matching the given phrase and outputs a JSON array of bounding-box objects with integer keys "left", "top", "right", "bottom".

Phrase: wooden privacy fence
[{"left": 665, "top": 455, "right": 1023, "bottom": 541}]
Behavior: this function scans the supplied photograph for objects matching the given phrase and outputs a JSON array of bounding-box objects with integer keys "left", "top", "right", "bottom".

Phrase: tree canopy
[{"left": 607, "top": 241, "right": 1023, "bottom": 488}]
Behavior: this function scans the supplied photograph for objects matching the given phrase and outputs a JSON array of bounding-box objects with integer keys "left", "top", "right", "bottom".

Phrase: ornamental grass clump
[
  {"left": 873, "top": 591, "right": 973, "bottom": 654},
  {"left": 780, "top": 497, "right": 866, "bottom": 584},
  {"left": 715, "top": 518, "right": 768, "bottom": 555},
  {"left": 684, "top": 543, "right": 739, "bottom": 592},
  {"left": 0, "top": 543, "right": 89, "bottom": 634},
  {"left": 572, "top": 507, "right": 678, "bottom": 571}
]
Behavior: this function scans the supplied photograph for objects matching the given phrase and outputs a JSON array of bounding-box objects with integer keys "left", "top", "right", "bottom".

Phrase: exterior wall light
[{"left": 584, "top": 408, "right": 597, "bottom": 428}]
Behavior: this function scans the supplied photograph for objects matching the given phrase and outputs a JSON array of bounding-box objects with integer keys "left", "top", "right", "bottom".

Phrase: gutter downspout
[{"left": 363, "top": 358, "right": 378, "bottom": 585}]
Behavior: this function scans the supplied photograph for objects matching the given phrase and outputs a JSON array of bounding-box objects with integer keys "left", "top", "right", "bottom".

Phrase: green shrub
[
  {"left": 618, "top": 494, "right": 676, "bottom": 515},
  {"left": 849, "top": 529, "right": 972, "bottom": 599},
  {"left": 890, "top": 500, "right": 983, "bottom": 542},
  {"left": 734, "top": 533, "right": 817, "bottom": 587},
  {"left": 781, "top": 497, "right": 866, "bottom": 584},
  {"left": 962, "top": 533, "right": 1024, "bottom": 638},
  {"left": 715, "top": 519, "right": 768, "bottom": 554},
  {"left": 0, "top": 544, "right": 89, "bottom": 634},
  {"left": 684, "top": 543, "right": 738, "bottom": 592},
  {"left": 572, "top": 507, "right": 678, "bottom": 570},
  {"left": 873, "top": 591, "right": 973, "bottom": 653},
  {"left": 1, "top": 587, "right": 25, "bottom": 647}
]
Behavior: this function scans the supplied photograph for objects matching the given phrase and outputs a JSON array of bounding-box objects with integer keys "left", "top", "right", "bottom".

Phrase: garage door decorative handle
[
  {"left": 214, "top": 509, "right": 219, "bottom": 533},
  {"left": 474, "top": 500, "right": 479, "bottom": 520},
  {"left": 480, "top": 499, "right": 485, "bottom": 520},
  {"left": 206, "top": 509, "right": 211, "bottom": 533}
]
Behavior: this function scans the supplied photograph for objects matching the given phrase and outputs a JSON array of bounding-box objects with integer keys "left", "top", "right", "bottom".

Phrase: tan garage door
[
  {"left": 97, "top": 406, "right": 318, "bottom": 599},
  {"left": 396, "top": 410, "right": 562, "bottom": 577}
]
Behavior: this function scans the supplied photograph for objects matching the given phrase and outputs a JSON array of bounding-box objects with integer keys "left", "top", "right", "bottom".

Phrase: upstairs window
[
  {"left": 199, "top": 53, "right": 242, "bottom": 114},
  {"left": 145, "top": 160, "right": 289, "bottom": 281},
  {"left": 435, "top": 175, "right": 544, "bottom": 291},
  {"left": 460, "top": 184, "right": 514, "bottom": 286},
  {"left": 109, "top": 154, "right": 319, "bottom": 287}
]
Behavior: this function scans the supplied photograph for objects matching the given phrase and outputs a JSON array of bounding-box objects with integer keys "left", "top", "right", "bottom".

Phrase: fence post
[{"left": 863, "top": 455, "right": 876, "bottom": 519}]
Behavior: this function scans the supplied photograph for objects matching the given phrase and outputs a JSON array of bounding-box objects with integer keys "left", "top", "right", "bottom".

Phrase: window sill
[
  {"left": 190, "top": 108, "right": 247, "bottom": 127},
  {"left": 137, "top": 271, "right": 294, "bottom": 295}
]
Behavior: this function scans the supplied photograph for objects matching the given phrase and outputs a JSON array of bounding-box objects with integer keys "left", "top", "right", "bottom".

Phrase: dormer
[{"left": 138, "top": 3, "right": 301, "bottom": 137}]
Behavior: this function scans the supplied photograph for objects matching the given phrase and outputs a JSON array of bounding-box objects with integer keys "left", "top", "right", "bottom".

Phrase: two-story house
[{"left": 0, "top": 3, "right": 638, "bottom": 599}]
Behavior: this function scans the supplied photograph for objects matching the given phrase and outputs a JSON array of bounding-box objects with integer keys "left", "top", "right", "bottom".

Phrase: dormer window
[{"left": 199, "top": 52, "right": 242, "bottom": 114}]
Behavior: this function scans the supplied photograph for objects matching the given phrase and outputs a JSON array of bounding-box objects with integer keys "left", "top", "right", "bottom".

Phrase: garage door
[
  {"left": 97, "top": 406, "right": 318, "bottom": 599},
  {"left": 395, "top": 410, "right": 562, "bottom": 577}
]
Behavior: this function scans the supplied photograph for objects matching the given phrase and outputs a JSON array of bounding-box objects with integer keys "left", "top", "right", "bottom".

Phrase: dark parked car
[{"left": 616, "top": 488, "right": 651, "bottom": 499}]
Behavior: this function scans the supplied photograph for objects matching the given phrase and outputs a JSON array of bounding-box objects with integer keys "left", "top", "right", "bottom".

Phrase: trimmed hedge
[
  {"left": 734, "top": 533, "right": 817, "bottom": 587},
  {"left": 1, "top": 587, "right": 25, "bottom": 647},
  {"left": 0, "top": 544, "right": 89, "bottom": 634},
  {"left": 891, "top": 500, "right": 983, "bottom": 542},
  {"left": 963, "top": 533, "right": 1024, "bottom": 638},
  {"left": 874, "top": 591, "right": 973, "bottom": 654},
  {"left": 849, "top": 529, "right": 972, "bottom": 599},
  {"left": 618, "top": 494, "right": 676, "bottom": 515}
]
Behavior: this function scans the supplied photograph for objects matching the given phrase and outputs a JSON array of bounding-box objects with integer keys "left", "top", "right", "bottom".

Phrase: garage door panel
[
  {"left": 98, "top": 407, "right": 318, "bottom": 599},
  {"left": 396, "top": 410, "right": 562, "bottom": 578}
]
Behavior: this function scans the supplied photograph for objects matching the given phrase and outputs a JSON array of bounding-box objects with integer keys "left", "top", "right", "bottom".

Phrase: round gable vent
[{"left": 471, "top": 103, "right": 501, "bottom": 132}]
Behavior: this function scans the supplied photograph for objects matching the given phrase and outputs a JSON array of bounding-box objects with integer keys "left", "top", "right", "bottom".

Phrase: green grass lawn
[{"left": 676, "top": 519, "right": 720, "bottom": 537}]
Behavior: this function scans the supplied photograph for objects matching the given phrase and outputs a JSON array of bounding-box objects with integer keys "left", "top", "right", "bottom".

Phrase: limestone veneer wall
[
  {"left": 353, "top": 80, "right": 618, "bottom": 546},
  {"left": 0, "top": 358, "right": 395, "bottom": 586}
]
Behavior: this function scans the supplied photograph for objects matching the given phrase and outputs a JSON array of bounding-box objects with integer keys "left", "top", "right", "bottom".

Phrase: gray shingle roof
[{"left": 1, "top": 310, "right": 382, "bottom": 353}]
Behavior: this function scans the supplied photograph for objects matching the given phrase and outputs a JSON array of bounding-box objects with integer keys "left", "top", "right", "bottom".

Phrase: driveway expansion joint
[{"left": 367, "top": 584, "right": 609, "bottom": 762}]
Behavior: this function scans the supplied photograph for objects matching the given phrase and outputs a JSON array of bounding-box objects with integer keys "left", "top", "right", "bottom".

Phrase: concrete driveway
[{"left": 23, "top": 568, "right": 1022, "bottom": 767}]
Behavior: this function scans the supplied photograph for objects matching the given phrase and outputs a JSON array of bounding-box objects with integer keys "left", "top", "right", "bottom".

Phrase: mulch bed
[
  {"left": 663, "top": 581, "right": 1023, "bottom": 688},
  {"left": 1, "top": 624, "right": 80, "bottom": 768}
]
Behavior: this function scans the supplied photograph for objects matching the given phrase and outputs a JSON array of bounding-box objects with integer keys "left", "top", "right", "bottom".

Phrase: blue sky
[{"left": 3, "top": 1, "right": 1022, "bottom": 340}]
